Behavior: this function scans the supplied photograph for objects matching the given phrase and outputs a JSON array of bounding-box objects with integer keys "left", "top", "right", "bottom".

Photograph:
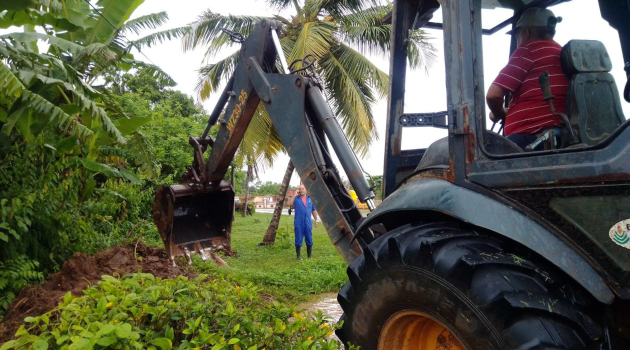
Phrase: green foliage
[
  {"left": 196, "top": 213, "right": 347, "bottom": 304},
  {"left": 251, "top": 180, "right": 282, "bottom": 195},
  {"left": 0, "top": 138, "right": 161, "bottom": 315},
  {"left": 370, "top": 174, "right": 383, "bottom": 200},
  {"left": 0, "top": 256, "right": 44, "bottom": 312},
  {"left": 3, "top": 273, "right": 343, "bottom": 349}
]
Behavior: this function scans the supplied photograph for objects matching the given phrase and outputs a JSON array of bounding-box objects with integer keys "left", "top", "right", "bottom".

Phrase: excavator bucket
[{"left": 152, "top": 181, "right": 234, "bottom": 265}]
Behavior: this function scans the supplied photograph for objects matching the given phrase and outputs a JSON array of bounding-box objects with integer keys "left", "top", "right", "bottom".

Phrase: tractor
[{"left": 153, "top": 0, "right": 630, "bottom": 348}]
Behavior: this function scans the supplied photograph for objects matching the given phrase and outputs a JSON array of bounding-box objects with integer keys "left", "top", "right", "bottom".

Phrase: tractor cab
[
  {"left": 383, "top": 0, "right": 630, "bottom": 198},
  {"left": 358, "top": 0, "right": 630, "bottom": 343}
]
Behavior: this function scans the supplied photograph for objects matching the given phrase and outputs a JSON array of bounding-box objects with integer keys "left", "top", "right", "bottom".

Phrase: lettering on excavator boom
[{"left": 227, "top": 90, "right": 248, "bottom": 132}]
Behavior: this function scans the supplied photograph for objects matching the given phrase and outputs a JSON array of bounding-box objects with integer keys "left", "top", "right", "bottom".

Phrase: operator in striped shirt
[{"left": 486, "top": 7, "right": 567, "bottom": 150}]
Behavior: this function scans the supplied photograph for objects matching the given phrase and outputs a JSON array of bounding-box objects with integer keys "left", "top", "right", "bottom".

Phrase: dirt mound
[{"left": 0, "top": 241, "right": 193, "bottom": 343}]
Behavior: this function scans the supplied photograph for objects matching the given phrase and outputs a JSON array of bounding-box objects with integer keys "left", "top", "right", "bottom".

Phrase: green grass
[{"left": 193, "top": 213, "right": 348, "bottom": 305}]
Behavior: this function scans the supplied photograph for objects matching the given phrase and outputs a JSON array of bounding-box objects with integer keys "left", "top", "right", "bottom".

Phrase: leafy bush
[
  {"left": 1, "top": 273, "right": 344, "bottom": 349},
  {"left": 0, "top": 256, "right": 44, "bottom": 312}
]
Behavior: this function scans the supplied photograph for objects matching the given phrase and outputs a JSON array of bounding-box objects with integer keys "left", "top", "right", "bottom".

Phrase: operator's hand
[
  {"left": 314, "top": 221, "right": 318, "bottom": 228},
  {"left": 489, "top": 108, "right": 507, "bottom": 123}
]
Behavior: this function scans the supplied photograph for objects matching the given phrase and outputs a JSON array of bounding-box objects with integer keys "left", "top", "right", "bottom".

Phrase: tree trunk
[
  {"left": 260, "top": 160, "right": 294, "bottom": 246},
  {"left": 231, "top": 164, "right": 236, "bottom": 220},
  {"left": 242, "top": 165, "right": 251, "bottom": 218}
]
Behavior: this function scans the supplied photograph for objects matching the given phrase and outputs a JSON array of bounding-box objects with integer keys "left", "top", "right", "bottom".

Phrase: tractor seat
[
  {"left": 561, "top": 40, "right": 626, "bottom": 145},
  {"left": 415, "top": 132, "right": 522, "bottom": 171}
]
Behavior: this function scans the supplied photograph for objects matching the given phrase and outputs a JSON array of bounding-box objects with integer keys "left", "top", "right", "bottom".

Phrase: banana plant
[{"left": 0, "top": 0, "right": 170, "bottom": 179}]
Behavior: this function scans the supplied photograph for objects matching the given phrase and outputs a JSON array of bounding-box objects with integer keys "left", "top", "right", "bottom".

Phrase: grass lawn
[{"left": 193, "top": 213, "right": 348, "bottom": 305}]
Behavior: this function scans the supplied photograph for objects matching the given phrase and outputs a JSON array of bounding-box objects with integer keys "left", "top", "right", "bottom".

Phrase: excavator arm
[{"left": 153, "top": 20, "right": 376, "bottom": 265}]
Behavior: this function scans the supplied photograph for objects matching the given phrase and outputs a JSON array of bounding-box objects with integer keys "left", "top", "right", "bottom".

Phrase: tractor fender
[{"left": 356, "top": 178, "right": 615, "bottom": 304}]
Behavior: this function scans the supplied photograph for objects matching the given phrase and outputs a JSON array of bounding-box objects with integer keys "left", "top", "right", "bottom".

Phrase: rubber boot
[
  {"left": 307, "top": 245, "right": 312, "bottom": 259},
  {"left": 296, "top": 246, "right": 302, "bottom": 261}
]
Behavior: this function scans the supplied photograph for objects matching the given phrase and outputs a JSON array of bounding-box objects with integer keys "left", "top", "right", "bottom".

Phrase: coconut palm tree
[{"left": 144, "top": 0, "right": 435, "bottom": 244}]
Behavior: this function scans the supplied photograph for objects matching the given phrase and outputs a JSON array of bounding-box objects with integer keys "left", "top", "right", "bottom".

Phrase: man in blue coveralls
[{"left": 292, "top": 184, "right": 318, "bottom": 260}]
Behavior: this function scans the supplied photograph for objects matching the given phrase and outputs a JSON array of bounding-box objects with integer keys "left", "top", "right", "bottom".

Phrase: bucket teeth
[{"left": 183, "top": 246, "right": 193, "bottom": 265}]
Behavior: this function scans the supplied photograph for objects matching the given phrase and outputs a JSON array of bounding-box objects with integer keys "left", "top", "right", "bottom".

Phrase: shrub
[
  {"left": 0, "top": 257, "right": 44, "bottom": 312},
  {"left": 2, "top": 273, "right": 345, "bottom": 349}
]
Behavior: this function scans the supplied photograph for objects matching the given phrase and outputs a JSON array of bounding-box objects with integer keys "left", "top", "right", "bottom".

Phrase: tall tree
[{"left": 260, "top": 161, "right": 294, "bottom": 246}]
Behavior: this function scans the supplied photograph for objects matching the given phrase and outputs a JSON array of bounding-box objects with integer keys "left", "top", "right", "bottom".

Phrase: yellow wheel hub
[{"left": 378, "top": 310, "right": 466, "bottom": 350}]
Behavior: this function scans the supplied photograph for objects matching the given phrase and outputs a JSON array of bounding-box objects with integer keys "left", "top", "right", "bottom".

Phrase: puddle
[
  {"left": 300, "top": 293, "right": 343, "bottom": 322},
  {"left": 299, "top": 293, "right": 343, "bottom": 342}
]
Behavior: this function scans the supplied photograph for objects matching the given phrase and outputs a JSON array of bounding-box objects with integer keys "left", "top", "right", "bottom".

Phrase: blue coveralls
[{"left": 293, "top": 195, "right": 315, "bottom": 247}]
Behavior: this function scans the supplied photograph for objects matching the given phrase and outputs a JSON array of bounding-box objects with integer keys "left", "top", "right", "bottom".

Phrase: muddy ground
[{"left": 0, "top": 241, "right": 193, "bottom": 343}]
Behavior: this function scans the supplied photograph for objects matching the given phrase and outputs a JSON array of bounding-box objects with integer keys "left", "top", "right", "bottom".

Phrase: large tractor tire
[{"left": 337, "top": 222, "right": 606, "bottom": 350}]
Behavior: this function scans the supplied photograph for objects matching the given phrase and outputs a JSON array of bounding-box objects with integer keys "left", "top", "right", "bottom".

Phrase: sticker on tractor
[{"left": 609, "top": 220, "right": 630, "bottom": 249}]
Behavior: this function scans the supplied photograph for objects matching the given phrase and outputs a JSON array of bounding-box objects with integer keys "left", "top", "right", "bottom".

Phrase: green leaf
[
  {"left": 1, "top": 32, "right": 85, "bottom": 54},
  {"left": 115, "top": 116, "right": 151, "bottom": 136},
  {"left": 115, "top": 323, "right": 132, "bottom": 339},
  {"left": 63, "top": 291, "right": 73, "bottom": 303},
  {"left": 101, "top": 275, "right": 120, "bottom": 283},
  {"left": 85, "top": 0, "right": 145, "bottom": 45},
  {"left": 150, "top": 338, "right": 172, "bottom": 350},
  {"left": 81, "top": 178, "right": 96, "bottom": 201},
  {"left": 228, "top": 338, "right": 240, "bottom": 345},
  {"left": 19, "top": 90, "right": 93, "bottom": 138},
  {"left": 55, "top": 136, "right": 78, "bottom": 154},
  {"left": 96, "top": 336, "right": 117, "bottom": 347},
  {"left": 126, "top": 132, "right": 158, "bottom": 179},
  {"left": 0, "top": 340, "right": 16, "bottom": 350},
  {"left": 56, "top": 335, "right": 70, "bottom": 345},
  {"left": 77, "top": 158, "right": 120, "bottom": 178},
  {"left": 33, "top": 339, "right": 48, "bottom": 350},
  {"left": 59, "top": 104, "right": 80, "bottom": 115},
  {"left": 194, "top": 316, "right": 201, "bottom": 328},
  {"left": 118, "top": 168, "right": 141, "bottom": 184},
  {"left": 24, "top": 316, "right": 37, "bottom": 323},
  {"left": 0, "top": 0, "right": 33, "bottom": 12},
  {"left": 0, "top": 62, "right": 24, "bottom": 99}
]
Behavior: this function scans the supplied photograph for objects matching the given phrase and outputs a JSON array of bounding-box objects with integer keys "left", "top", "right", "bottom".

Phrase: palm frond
[
  {"left": 129, "top": 26, "right": 190, "bottom": 49},
  {"left": 266, "top": 0, "right": 295, "bottom": 11},
  {"left": 126, "top": 60, "right": 176, "bottom": 87},
  {"left": 182, "top": 11, "right": 266, "bottom": 58},
  {"left": 122, "top": 12, "right": 169, "bottom": 35},
  {"left": 338, "top": 5, "right": 391, "bottom": 57},
  {"left": 407, "top": 29, "right": 438, "bottom": 72},
  {"left": 126, "top": 131, "right": 159, "bottom": 178},
  {"left": 319, "top": 43, "right": 380, "bottom": 156},
  {"left": 195, "top": 50, "right": 239, "bottom": 100},
  {"left": 306, "top": 0, "right": 382, "bottom": 18},
  {"left": 288, "top": 21, "right": 335, "bottom": 65}
]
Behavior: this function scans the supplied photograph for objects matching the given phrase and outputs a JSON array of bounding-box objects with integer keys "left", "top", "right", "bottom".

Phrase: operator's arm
[
  {"left": 487, "top": 84, "right": 508, "bottom": 122},
  {"left": 312, "top": 210, "right": 318, "bottom": 228},
  {"left": 487, "top": 46, "right": 533, "bottom": 124}
]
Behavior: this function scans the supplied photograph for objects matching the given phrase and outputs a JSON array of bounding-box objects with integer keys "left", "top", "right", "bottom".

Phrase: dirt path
[{"left": 0, "top": 241, "right": 193, "bottom": 343}]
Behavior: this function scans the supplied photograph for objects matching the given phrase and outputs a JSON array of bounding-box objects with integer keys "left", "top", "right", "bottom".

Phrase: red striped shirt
[{"left": 493, "top": 40, "right": 569, "bottom": 136}]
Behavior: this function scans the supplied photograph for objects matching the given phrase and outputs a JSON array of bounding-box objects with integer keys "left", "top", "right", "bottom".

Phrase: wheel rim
[{"left": 378, "top": 310, "right": 466, "bottom": 350}]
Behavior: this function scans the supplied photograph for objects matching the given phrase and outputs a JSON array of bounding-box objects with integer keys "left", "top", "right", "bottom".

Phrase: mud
[{"left": 0, "top": 241, "right": 193, "bottom": 343}]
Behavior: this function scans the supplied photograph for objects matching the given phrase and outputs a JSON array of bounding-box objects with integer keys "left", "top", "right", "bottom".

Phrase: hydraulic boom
[{"left": 153, "top": 20, "right": 375, "bottom": 265}]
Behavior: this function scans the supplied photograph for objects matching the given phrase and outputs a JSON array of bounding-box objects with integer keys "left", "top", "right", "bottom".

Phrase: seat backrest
[{"left": 561, "top": 40, "right": 626, "bottom": 145}]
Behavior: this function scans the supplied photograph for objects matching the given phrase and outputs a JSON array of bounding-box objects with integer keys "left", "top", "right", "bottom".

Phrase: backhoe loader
[{"left": 153, "top": 0, "right": 630, "bottom": 348}]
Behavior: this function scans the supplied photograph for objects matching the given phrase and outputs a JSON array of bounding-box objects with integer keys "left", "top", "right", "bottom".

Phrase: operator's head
[
  {"left": 510, "top": 7, "right": 562, "bottom": 47},
  {"left": 299, "top": 184, "right": 306, "bottom": 196}
]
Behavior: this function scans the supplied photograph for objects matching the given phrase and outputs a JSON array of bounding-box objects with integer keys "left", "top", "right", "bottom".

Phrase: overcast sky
[{"left": 129, "top": 0, "right": 629, "bottom": 185}]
